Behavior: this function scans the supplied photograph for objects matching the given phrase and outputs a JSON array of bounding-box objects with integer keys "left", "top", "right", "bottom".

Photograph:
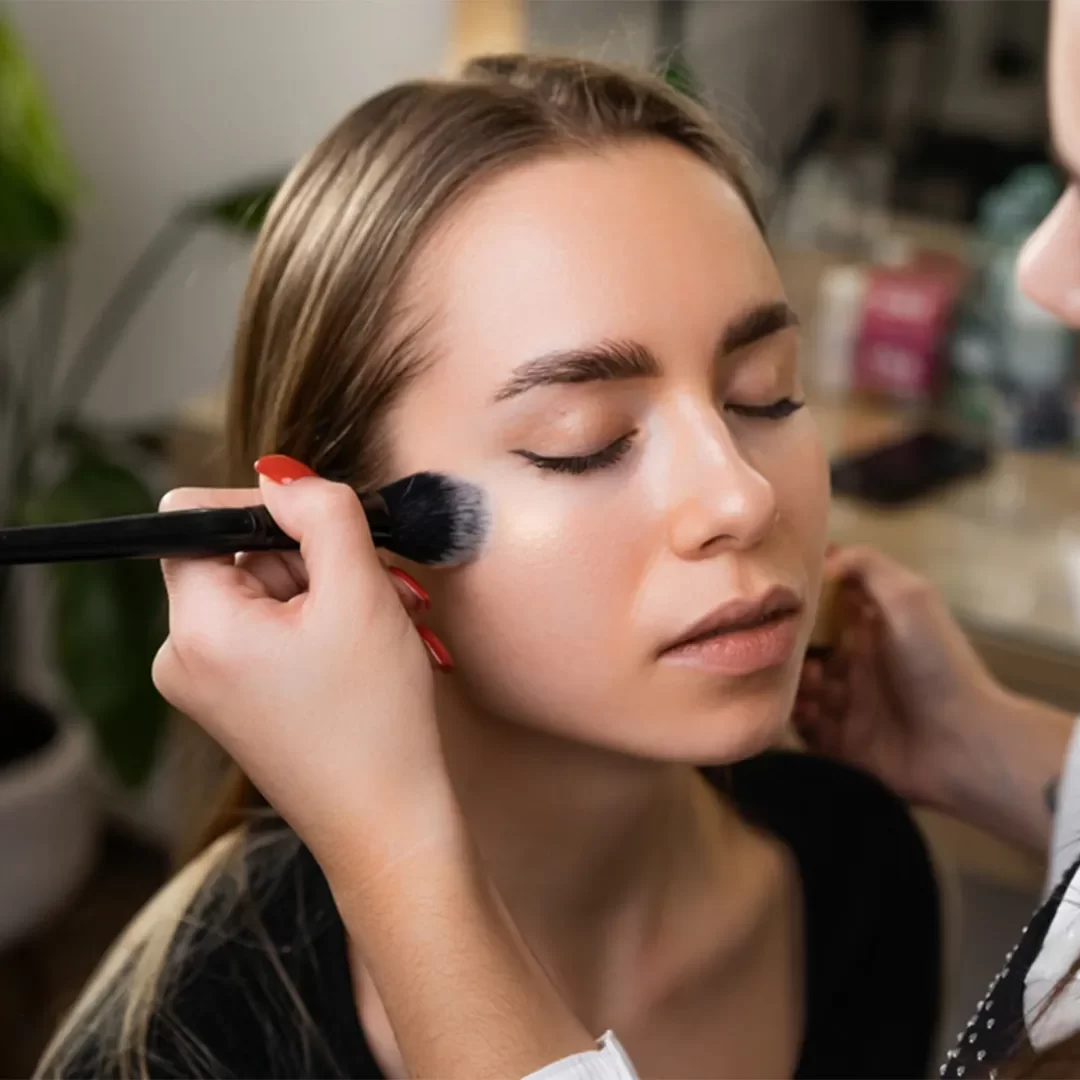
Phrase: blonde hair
[{"left": 37, "top": 54, "right": 760, "bottom": 1078}]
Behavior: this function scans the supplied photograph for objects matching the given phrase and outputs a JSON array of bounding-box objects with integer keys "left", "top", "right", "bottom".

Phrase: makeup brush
[{"left": 0, "top": 472, "right": 489, "bottom": 568}]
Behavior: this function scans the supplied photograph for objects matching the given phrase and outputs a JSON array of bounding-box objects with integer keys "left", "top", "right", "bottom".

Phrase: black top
[{"left": 59, "top": 752, "right": 941, "bottom": 1079}]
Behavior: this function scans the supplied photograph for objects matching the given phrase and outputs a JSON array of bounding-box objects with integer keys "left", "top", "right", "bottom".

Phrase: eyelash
[
  {"left": 726, "top": 396, "right": 805, "bottom": 420},
  {"left": 516, "top": 432, "right": 637, "bottom": 475},
  {"left": 517, "top": 397, "right": 805, "bottom": 476}
]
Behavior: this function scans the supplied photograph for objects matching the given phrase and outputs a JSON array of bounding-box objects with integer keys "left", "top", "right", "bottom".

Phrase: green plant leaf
[
  {"left": 0, "top": 155, "right": 67, "bottom": 294},
  {"left": 0, "top": 16, "right": 78, "bottom": 303},
  {"left": 25, "top": 439, "right": 168, "bottom": 788},
  {"left": 187, "top": 176, "right": 282, "bottom": 234},
  {"left": 663, "top": 61, "right": 699, "bottom": 103},
  {"left": 53, "top": 559, "right": 167, "bottom": 787}
]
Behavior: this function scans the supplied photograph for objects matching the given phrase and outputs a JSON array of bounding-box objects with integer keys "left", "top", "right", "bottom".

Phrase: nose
[
  {"left": 1017, "top": 189, "right": 1080, "bottom": 329},
  {"left": 664, "top": 407, "right": 778, "bottom": 559}
]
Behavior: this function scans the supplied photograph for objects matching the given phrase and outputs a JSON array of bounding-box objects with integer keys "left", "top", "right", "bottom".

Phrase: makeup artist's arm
[
  {"left": 329, "top": 814, "right": 636, "bottom": 1080},
  {"left": 151, "top": 467, "right": 633, "bottom": 1080},
  {"left": 794, "top": 545, "right": 1075, "bottom": 856}
]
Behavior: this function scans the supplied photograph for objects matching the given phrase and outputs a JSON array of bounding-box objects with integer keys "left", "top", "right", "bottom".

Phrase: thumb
[
  {"left": 254, "top": 455, "right": 382, "bottom": 607},
  {"left": 825, "top": 544, "right": 927, "bottom": 616}
]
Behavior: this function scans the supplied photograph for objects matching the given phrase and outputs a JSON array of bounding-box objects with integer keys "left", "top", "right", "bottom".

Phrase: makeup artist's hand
[
  {"left": 153, "top": 456, "right": 599, "bottom": 1080},
  {"left": 151, "top": 454, "right": 458, "bottom": 869},
  {"left": 794, "top": 545, "right": 1074, "bottom": 852}
]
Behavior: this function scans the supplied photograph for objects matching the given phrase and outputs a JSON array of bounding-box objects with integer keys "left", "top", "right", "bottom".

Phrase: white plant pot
[
  {"left": 0, "top": 720, "right": 100, "bottom": 951},
  {"left": 15, "top": 565, "right": 233, "bottom": 858}
]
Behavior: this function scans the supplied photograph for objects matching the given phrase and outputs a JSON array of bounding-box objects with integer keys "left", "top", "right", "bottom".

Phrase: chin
[
  {"left": 658, "top": 707, "right": 790, "bottom": 765},
  {"left": 659, "top": 664, "right": 800, "bottom": 764},
  {"left": 589, "top": 686, "right": 796, "bottom": 767}
]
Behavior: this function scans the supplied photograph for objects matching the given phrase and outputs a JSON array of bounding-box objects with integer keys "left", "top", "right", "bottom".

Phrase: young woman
[
  {"left": 797, "top": 5, "right": 1080, "bottom": 1075},
  {"left": 36, "top": 55, "right": 940, "bottom": 1080}
]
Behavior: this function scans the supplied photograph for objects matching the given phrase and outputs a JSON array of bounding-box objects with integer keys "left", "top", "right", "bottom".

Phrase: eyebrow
[
  {"left": 721, "top": 300, "right": 800, "bottom": 354},
  {"left": 492, "top": 300, "right": 799, "bottom": 403}
]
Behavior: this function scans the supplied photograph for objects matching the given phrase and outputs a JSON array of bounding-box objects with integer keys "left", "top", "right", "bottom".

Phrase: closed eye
[
  {"left": 514, "top": 431, "right": 636, "bottom": 475},
  {"left": 725, "top": 397, "right": 804, "bottom": 420}
]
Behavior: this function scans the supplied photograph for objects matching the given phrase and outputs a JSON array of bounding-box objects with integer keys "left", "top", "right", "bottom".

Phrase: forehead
[
  {"left": 405, "top": 139, "right": 780, "bottom": 398},
  {"left": 1051, "top": 0, "right": 1080, "bottom": 161}
]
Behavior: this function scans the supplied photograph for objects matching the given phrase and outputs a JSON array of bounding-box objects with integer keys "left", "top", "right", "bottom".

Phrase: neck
[{"left": 433, "top": 684, "right": 742, "bottom": 1014}]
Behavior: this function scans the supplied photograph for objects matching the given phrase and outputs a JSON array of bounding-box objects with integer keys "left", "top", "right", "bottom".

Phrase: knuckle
[
  {"left": 898, "top": 573, "right": 932, "bottom": 606},
  {"left": 151, "top": 640, "right": 185, "bottom": 703},
  {"left": 299, "top": 480, "right": 372, "bottom": 552},
  {"left": 311, "top": 479, "right": 362, "bottom": 521},
  {"left": 166, "top": 618, "right": 223, "bottom": 668},
  {"left": 158, "top": 487, "right": 204, "bottom": 513}
]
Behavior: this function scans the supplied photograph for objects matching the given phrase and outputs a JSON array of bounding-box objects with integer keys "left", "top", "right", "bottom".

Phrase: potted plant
[
  {"left": 0, "top": 12, "right": 102, "bottom": 950},
  {"left": 0, "top": 15, "right": 279, "bottom": 946}
]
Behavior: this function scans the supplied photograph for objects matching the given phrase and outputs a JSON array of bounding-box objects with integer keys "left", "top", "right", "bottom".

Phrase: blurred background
[{"left": 0, "top": 1, "right": 1074, "bottom": 1074}]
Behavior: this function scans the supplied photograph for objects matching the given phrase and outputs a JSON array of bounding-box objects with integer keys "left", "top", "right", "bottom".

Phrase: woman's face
[
  {"left": 1017, "top": 0, "right": 1080, "bottom": 324},
  {"left": 388, "top": 138, "right": 829, "bottom": 763}
]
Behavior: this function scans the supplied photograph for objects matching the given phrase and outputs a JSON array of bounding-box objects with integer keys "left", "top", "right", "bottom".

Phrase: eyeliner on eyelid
[{"left": 514, "top": 398, "right": 804, "bottom": 477}]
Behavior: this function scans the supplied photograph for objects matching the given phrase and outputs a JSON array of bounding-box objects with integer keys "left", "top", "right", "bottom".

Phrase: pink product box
[{"left": 853, "top": 260, "right": 967, "bottom": 401}]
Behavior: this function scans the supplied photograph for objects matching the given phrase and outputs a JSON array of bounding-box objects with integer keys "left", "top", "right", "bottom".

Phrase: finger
[
  {"left": 388, "top": 567, "right": 430, "bottom": 616},
  {"left": 822, "top": 673, "right": 848, "bottom": 717},
  {"left": 792, "top": 700, "right": 836, "bottom": 754},
  {"left": 833, "top": 622, "right": 859, "bottom": 660},
  {"left": 253, "top": 457, "right": 383, "bottom": 610},
  {"left": 159, "top": 486, "right": 263, "bottom": 513},
  {"left": 858, "top": 597, "right": 880, "bottom": 624},
  {"left": 417, "top": 626, "right": 454, "bottom": 672},
  {"left": 800, "top": 658, "right": 824, "bottom": 691},
  {"left": 848, "top": 613, "right": 880, "bottom": 663},
  {"left": 842, "top": 614, "right": 889, "bottom": 720},
  {"left": 158, "top": 487, "right": 268, "bottom": 612},
  {"left": 235, "top": 550, "right": 309, "bottom": 602},
  {"left": 794, "top": 680, "right": 818, "bottom": 710},
  {"left": 824, "top": 545, "right": 927, "bottom": 610},
  {"left": 791, "top": 701, "right": 818, "bottom": 740}
]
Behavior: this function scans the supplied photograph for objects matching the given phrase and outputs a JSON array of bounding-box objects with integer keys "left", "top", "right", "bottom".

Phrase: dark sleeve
[
  {"left": 728, "top": 752, "right": 942, "bottom": 1080},
  {"left": 45, "top": 832, "right": 374, "bottom": 1080}
]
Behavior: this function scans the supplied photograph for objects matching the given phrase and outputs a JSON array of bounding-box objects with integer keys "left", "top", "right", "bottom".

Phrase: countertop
[{"left": 814, "top": 396, "right": 1080, "bottom": 711}]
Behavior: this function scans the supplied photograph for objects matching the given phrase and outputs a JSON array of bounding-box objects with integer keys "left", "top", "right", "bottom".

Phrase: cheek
[
  {"left": 755, "top": 417, "right": 830, "bottom": 569},
  {"left": 427, "top": 481, "right": 651, "bottom": 721}
]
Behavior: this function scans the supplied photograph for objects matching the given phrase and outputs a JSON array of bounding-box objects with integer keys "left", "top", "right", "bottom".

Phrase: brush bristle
[{"left": 379, "top": 472, "right": 489, "bottom": 566}]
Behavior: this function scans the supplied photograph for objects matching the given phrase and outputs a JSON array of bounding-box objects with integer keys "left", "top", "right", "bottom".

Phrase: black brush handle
[{"left": 0, "top": 501, "right": 393, "bottom": 566}]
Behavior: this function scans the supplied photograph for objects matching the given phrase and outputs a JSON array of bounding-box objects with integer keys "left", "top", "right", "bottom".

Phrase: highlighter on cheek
[{"left": 806, "top": 574, "right": 841, "bottom": 660}]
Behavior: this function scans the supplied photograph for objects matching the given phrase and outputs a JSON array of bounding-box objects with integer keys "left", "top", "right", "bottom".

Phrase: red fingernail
[
  {"left": 417, "top": 626, "right": 453, "bottom": 672},
  {"left": 254, "top": 454, "right": 317, "bottom": 485},
  {"left": 389, "top": 567, "right": 430, "bottom": 610}
]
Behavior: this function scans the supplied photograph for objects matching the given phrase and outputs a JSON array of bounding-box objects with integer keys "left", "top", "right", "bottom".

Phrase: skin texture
[
  {"left": 393, "top": 139, "right": 829, "bottom": 763},
  {"left": 154, "top": 138, "right": 824, "bottom": 1078},
  {"left": 372, "top": 137, "right": 824, "bottom": 1078},
  {"left": 1017, "top": 0, "right": 1080, "bottom": 322},
  {"left": 794, "top": 0, "right": 1079, "bottom": 858},
  {"left": 152, "top": 14, "right": 1080, "bottom": 1076}
]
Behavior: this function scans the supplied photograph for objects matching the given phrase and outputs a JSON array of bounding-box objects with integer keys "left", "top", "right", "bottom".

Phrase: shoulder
[
  {"left": 716, "top": 752, "right": 942, "bottom": 1077},
  {"left": 41, "top": 825, "right": 359, "bottom": 1079},
  {"left": 720, "top": 750, "right": 933, "bottom": 882},
  {"left": 721, "top": 750, "right": 939, "bottom": 918}
]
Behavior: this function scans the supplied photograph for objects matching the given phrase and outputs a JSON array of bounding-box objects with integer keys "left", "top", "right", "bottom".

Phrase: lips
[{"left": 661, "top": 585, "right": 803, "bottom": 655}]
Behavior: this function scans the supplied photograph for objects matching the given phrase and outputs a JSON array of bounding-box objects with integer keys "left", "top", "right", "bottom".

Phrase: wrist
[
  {"left": 935, "top": 685, "right": 1074, "bottom": 852},
  {"left": 318, "top": 780, "right": 468, "bottom": 906}
]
